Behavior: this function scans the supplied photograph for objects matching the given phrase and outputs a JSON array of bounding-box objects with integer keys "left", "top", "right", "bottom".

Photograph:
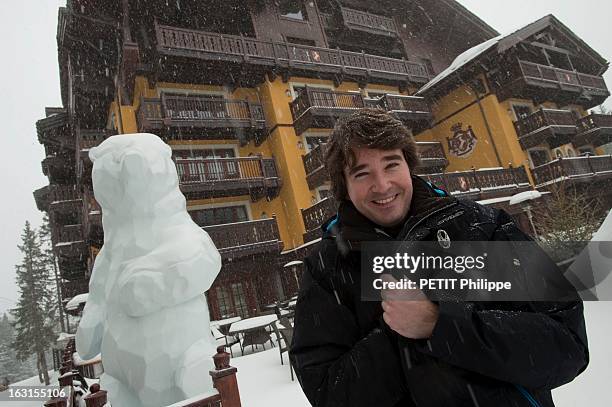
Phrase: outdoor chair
[{"left": 272, "top": 319, "right": 295, "bottom": 380}]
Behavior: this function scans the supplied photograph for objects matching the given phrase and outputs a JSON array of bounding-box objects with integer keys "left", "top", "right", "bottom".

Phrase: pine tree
[
  {"left": 39, "top": 214, "right": 66, "bottom": 333},
  {"left": 10, "top": 221, "right": 57, "bottom": 385}
]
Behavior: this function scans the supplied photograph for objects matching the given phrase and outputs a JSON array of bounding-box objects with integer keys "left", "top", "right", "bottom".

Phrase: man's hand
[{"left": 381, "top": 274, "right": 439, "bottom": 339}]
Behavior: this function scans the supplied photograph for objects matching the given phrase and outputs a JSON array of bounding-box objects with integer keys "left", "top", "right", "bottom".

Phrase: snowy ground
[{"left": 3, "top": 302, "right": 610, "bottom": 406}]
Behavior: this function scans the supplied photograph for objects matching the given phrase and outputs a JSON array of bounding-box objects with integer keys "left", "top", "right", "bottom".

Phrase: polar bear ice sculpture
[{"left": 76, "top": 133, "right": 222, "bottom": 407}]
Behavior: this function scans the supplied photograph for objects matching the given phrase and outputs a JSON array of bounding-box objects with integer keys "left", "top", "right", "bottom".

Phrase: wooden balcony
[
  {"left": 76, "top": 129, "right": 113, "bottom": 186},
  {"left": 203, "top": 218, "right": 283, "bottom": 260},
  {"left": 340, "top": 6, "right": 399, "bottom": 37},
  {"left": 42, "top": 153, "right": 75, "bottom": 184},
  {"left": 35, "top": 185, "right": 83, "bottom": 215},
  {"left": 82, "top": 189, "right": 103, "bottom": 248},
  {"left": 175, "top": 156, "right": 282, "bottom": 201},
  {"left": 137, "top": 94, "right": 267, "bottom": 145},
  {"left": 301, "top": 197, "right": 338, "bottom": 242},
  {"left": 422, "top": 166, "right": 531, "bottom": 201},
  {"left": 302, "top": 144, "right": 329, "bottom": 190},
  {"left": 574, "top": 114, "right": 612, "bottom": 148},
  {"left": 291, "top": 88, "right": 432, "bottom": 135},
  {"left": 154, "top": 23, "right": 429, "bottom": 86},
  {"left": 513, "top": 109, "right": 577, "bottom": 149},
  {"left": 531, "top": 155, "right": 612, "bottom": 187},
  {"left": 36, "top": 111, "right": 74, "bottom": 149},
  {"left": 55, "top": 224, "right": 88, "bottom": 281},
  {"left": 493, "top": 59, "right": 610, "bottom": 109},
  {"left": 291, "top": 89, "right": 365, "bottom": 135},
  {"left": 415, "top": 142, "right": 449, "bottom": 174},
  {"left": 371, "top": 94, "right": 432, "bottom": 135},
  {"left": 301, "top": 141, "right": 447, "bottom": 190}
]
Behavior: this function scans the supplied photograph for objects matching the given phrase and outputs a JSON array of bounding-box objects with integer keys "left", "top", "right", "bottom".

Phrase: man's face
[{"left": 344, "top": 147, "right": 413, "bottom": 228}]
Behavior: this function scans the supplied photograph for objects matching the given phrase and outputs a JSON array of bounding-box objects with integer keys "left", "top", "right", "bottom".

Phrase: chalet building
[{"left": 32, "top": 0, "right": 610, "bottom": 322}]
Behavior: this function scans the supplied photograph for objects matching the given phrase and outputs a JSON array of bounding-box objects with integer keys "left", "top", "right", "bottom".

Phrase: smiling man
[{"left": 289, "top": 108, "right": 588, "bottom": 407}]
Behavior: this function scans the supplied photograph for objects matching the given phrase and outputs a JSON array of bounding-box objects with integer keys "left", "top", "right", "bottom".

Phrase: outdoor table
[
  {"left": 210, "top": 316, "right": 242, "bottom": 336},
  {"left": 229, "top": 314, "right": 278, "bottom": 355}
]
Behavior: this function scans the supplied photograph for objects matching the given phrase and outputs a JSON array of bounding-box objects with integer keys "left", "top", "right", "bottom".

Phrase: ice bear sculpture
[{"left": 76, "top": 133, "right": 222, "bottom": 407}]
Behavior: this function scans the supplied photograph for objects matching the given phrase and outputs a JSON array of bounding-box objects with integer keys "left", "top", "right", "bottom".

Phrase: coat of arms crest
[{"left": 447, "top": 123, "right": 477, "bottom": 157}]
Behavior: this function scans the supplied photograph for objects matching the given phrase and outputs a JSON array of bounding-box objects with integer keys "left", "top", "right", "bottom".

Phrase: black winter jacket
[{"left": 289, "top": 176, "right": 589, "bottom": 407}]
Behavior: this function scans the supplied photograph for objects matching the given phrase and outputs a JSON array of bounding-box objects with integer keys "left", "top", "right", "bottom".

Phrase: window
[
  {"left": 189, "top": 205, "right": 249, "bottom": 227},
  {"left": 278, "top": 0, "right": 308, "bottom": 21},
  {"left": 215, "top": 286, "right": 233, "bottom": 318},
  {"left": 231, "top": 283, "right": 249, "bottom": 317}
]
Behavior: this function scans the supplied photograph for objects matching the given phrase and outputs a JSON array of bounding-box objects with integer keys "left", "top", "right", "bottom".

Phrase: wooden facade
[{"left": 33, "top": 1, "right": 610, "bottom": 332}]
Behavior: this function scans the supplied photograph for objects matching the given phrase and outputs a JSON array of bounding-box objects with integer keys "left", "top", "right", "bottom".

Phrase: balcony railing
[
  {"left": 421, "top": 167, "right": 530, "bottom": 197},
  {"left": 493, "top": 59, "right": 609, "bottom": 108},
  {"left": 301, "top": 197, "right": 338, "bottom": 241},
  {"left": 57, "top": 224, "right": 84, "bottom": 246},
  {"left": 416, "top": 142, "right": 449, "bottom": 170},
  {"left": 203, "top": 218, "right": 282, "bottom": 259},
  {"left": 49, "top": 186, "right": 81, "bottom": 203},
  {"left": 137, "top": 94, "right": 267, "bottom": 142},
  {"left": 340, "top": 6, "right": 398, "bottom": 36},
  {"left": 519, "top": 60, "right": 608, "bottom": 94},
  {"left": 290, "top": 88, "right": 431, "bottom": 135},
  {"left": 531, "top": 155, "right": 612, "bottom": 187},
  {"left": 155, "top": 24, "right": 429, "bottom": 83},
  {"left": 291, "top": 88, "right": 365, "bottom": 121},
  {"left": 175, "top": 156, "right": 281, "bottom": 200},
  {"left": 513, "top": 109, "right": 577, "bottom": 149},
  {"left": 575, "top": 113, "right": 612, "bottom": 147}
]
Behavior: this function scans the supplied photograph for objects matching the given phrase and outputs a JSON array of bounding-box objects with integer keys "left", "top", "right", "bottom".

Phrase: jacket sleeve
[
  {"left": 408, "top": 209, "right": 589, "bottom": 390},
  {"left": 289, "top": 256, "right": 408, "bottom": 407}
]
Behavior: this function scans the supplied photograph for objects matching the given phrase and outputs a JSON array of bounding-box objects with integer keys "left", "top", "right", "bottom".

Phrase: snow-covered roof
[
  {"left": 66, "top": 293, "right": 89, "bottom": 310},
  {"left": 417, "top": 35, "right": 502, "bottom": 95},
  {"left": 417, "top": 14, "right": 608, "bottom": 96}
]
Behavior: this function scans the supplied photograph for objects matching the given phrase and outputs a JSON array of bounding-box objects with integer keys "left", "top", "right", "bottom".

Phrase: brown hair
[{"left": 324, "top": 108, "right": 419, "bottom": 201}]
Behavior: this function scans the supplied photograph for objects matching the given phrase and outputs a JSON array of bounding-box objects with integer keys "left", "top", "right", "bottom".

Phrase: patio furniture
[
  {"left": 229, "top": 314, "right": 278, "bottom": 356},
  {"left": 272, "top": 318, "right": 295, "bottom": 381},
  {"left": 210, "top": 316, "right": 242, "bottom": 336}
]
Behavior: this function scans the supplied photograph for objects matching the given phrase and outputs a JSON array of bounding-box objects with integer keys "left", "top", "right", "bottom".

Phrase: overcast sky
[{"left": 0, "top": 1, "right": 610, "bottom": 316}]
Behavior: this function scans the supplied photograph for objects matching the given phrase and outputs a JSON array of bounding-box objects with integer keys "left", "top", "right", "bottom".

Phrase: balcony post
[
  {"left": 509, "top": 163, "right": 518, "bottom": 185},
  {"left": 471, "top": 166, "right": 480, "bottom": 190},
  {"left": 586, "top": 154, "right": 595, "bottom": 174},
  {"left": 210, "top": 346, "right": 242, "bottom": 407}
]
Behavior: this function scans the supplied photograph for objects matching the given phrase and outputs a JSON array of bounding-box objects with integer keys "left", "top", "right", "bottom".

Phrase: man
[{"left": 289, "top": 109, "right": 588, "bottom": 407}]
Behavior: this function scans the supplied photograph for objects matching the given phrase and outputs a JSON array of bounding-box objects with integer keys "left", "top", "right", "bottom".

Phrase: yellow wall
[{"left": 428, "top": 77, "right": 534, "bottom": 180}]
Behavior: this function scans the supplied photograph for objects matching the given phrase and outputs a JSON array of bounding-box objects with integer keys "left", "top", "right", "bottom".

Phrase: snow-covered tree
[
  {"left": 10, "top": 221, "right": 57, "bottom": 385},
  {"left": 39, "top": 214, "right": 66, "bottom": 332},
  {"left": 533, "top": 183, "right": 606, "bottom": 263}
]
